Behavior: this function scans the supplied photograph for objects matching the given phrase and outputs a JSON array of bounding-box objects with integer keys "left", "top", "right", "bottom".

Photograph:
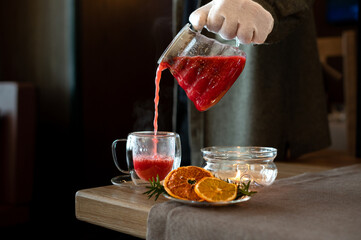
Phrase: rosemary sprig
[
  {"left": 143, "top": 175, "right": 166, "bottom": 201},
  {"left": 236, "top": 181, "right": 257, "bottom": 198},
  {"left": 223, "top": 178, "right": 257, "bottom": 198}
]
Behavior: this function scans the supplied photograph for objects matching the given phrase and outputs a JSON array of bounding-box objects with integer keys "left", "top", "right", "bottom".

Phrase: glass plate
[
  {"left": 111, "top": 175, "right": 132, "bottom": 186},
  {"left": 162, "top": 193, "right": 251, "bottom": 207}
]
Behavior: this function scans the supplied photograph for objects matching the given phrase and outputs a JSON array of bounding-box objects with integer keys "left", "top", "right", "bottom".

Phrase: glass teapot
[{"left": 158, "top": 24, "right": 246, "bottom": 111}]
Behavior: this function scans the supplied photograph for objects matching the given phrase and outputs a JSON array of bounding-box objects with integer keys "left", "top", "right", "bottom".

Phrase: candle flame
[{"left": 234, "top": 169, "right": 242, "bottom": 181}]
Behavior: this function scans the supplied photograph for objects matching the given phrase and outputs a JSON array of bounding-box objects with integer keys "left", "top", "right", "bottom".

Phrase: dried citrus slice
[
  {"left": 163, "top": 166, "right": 213, "bottom": 201},
  {"left": 194, "top": 177, "right": 237, "bottom": 202}
]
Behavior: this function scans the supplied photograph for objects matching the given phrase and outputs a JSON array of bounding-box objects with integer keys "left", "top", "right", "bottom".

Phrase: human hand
[{"left": 189, "top": 0, "right": 274, "bottom": 44}]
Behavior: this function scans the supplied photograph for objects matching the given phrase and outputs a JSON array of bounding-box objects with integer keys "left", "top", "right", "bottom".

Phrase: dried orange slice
[
  {"left": 194, "top": 177, "right": 237, "bottom": 202},
  {"left": 163, "top": 166, "right": 213, "bottom": 201}
]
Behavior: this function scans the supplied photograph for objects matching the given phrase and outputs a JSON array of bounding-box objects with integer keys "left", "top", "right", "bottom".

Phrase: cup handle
[{"left": 111, "top": 139, "right": 130, "bottom": 174}]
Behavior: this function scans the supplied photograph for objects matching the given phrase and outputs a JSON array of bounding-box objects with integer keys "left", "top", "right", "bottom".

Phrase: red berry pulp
[{"left": 164, "top": 55, "right": 246, "bottom": 111}]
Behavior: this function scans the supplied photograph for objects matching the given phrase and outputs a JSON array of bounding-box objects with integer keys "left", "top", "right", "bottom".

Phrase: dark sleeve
[{"left": 253, "top": 0, "right": 315, "bottom": 43}]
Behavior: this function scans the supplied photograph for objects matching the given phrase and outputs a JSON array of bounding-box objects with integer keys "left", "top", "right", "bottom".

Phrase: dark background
[{"left": 0, "top": 0, "right": 359, "bottom": 238}]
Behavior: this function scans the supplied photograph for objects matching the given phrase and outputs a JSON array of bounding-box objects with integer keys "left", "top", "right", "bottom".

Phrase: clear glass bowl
[{"left": 201, "top": 146, "right": 278, "bottom": 190}]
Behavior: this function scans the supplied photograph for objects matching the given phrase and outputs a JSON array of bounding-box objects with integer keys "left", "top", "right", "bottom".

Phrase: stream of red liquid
[
  {"left": 153, "top": 62, "right": 167, "bottom": 135},
  {"left": 131, "top": 63, "right": 170, "bottom": 181}
]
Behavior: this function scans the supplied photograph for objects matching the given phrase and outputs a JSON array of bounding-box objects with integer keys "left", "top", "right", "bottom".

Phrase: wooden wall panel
[{"left": 78, "top": 0, "right": 174, "bottom": 186}]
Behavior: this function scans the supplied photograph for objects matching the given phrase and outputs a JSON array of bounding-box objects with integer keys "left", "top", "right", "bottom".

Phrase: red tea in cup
[{"left": 133, "top": 155, "right": 174, "bottom": 181}]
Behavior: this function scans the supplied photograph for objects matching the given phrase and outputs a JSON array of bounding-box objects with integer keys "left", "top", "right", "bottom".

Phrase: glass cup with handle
[{"left": 111, "top": 131, "right": 181, "bottom": 186}]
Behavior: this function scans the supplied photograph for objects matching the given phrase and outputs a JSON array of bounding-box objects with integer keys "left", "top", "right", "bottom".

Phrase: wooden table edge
[{"left": 75, "top": 163, "right": 335, "bottom": 239}]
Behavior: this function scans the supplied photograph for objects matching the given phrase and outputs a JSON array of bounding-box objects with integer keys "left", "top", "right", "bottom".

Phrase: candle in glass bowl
[
  {"left": 229, "top": 170, "right": 242, "bottom": 183},
  {"left": 201, "top": 146, "right": 278, "bottom": 189},
  {"left": 228, "top": 169, "right": 250, "bottom": 184}
]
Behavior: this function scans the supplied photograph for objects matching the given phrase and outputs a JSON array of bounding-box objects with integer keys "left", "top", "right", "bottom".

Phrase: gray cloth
[
  {"left": 147, "top": 164, "right": 361, "bottom": 240},
  {"left": 173, "top": 0, "right": 331, "bottom": 166}
]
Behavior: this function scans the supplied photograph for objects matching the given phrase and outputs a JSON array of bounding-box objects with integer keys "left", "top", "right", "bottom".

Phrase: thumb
[{"left": 189, "top": 2, "right": 213, "bottom": 31}]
